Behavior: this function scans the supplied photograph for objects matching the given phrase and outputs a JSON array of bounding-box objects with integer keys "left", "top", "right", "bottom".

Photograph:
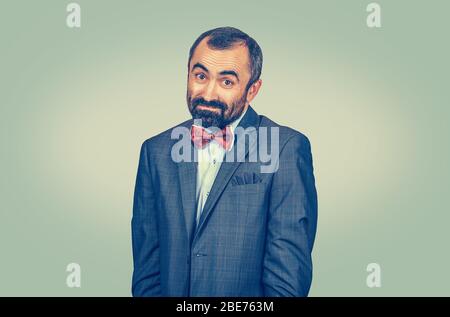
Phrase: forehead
[{"left": 190, "top": 37, "right": 250, "bottom": 74}]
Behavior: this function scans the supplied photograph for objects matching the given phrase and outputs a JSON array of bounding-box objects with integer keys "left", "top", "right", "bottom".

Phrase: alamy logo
[
  {"left": 366, "top": 3, "right": 381, "bottom": 28},
  {"left": 66, "top": 263, "right": 81, "bottom": 288},
  {"left": 366, "top": 263, "right": 381, "bottom": 288},
  {"left": 171, "top": 122, "right": 280, "bottom": 173},
  {"left": 66, "top": 3, "right": 81, "bottom": 28}
]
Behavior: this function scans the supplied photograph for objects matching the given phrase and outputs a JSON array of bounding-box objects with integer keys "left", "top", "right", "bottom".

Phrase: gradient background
[{"left": 1, "top": 0, "right": 449, "bottom": 296}]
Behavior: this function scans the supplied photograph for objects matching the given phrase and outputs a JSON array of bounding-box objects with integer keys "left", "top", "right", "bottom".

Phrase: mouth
[{"left": 197, "top": 104, "right": 220, "bottom": 111}]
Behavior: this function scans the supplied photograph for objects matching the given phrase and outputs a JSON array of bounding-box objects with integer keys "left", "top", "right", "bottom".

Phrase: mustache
[{"left": 191, "top": 97, "right": 228, "bottom": 112}]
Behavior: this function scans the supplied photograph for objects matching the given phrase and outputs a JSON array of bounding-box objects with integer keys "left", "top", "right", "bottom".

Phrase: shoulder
[
  {"left": 140, "top": 118, "right": 192, "bottom": 154},
  {"left": 259, "top": 114, "right": 312, "bottom": 153}
]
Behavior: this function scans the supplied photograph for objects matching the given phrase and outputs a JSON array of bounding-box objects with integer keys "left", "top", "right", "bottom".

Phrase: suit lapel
[
  {"left": 193, "top": 105, "right": 260, "bottom": 241},
  {"left": 176, "top": 120, "right": 198, "bottom": 245}
]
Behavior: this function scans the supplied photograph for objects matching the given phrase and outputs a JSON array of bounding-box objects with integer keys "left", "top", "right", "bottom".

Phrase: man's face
[{"left": 187, "top": 37, "right": 252, "bottom": 129}]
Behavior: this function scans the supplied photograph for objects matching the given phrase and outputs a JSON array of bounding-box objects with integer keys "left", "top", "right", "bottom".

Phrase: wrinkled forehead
[{"left": 190, "top": 37, "right": 251, "bottom": 78}]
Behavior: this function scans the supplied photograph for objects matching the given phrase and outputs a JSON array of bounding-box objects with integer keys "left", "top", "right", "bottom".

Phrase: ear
[{"left": 246, "top": 79, "right": 262, "bottom": 103}]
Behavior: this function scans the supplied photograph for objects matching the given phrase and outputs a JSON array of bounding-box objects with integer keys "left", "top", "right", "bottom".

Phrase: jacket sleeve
[
  {"left": 131, "top": 140, "right": 162, "bottom": 296},
  {"left": 263, "top": 133, "right": 318, "bottom": 296}
]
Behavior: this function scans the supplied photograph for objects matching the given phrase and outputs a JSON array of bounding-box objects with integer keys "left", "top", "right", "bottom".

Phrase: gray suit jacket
[{"left": 131, "top": 105, "right": 318, "bottom": 296}]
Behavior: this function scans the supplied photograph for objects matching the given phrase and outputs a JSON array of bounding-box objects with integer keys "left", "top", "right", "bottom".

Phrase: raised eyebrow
[
  {"left": 191, "top": 62, "right": 209, "bottom": 73},
  {"left": 219, "top": 70, "right": 240, "bottom": 82}
]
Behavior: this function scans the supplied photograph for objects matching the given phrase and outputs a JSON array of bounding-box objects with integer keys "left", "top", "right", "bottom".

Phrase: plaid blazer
[{"left": 131, "top": 105, "right": 318, "bottom": 297}]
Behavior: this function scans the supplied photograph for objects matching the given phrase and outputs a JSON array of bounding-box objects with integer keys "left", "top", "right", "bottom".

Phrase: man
[{"left": 131, "top": 27, "right": 318, "bottom": 297}]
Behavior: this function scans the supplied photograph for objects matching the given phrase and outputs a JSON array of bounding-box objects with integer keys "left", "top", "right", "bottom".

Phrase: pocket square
[{"left": 231, "top": 172, "right": 263, "bottom": 186}]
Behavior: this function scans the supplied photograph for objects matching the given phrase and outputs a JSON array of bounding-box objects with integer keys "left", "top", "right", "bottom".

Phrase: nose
[{"left": 202, "top": 80, "right": 218, "bottom": 102}]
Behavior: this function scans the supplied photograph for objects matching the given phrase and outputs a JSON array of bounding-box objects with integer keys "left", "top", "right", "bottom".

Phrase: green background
[{"left": 1, "top": 0, "right": 449, "bottom": 296}]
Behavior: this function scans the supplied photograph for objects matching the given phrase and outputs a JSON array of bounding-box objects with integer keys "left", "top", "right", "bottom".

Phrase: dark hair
[{"left": 188, "top": 27, "right": 263, "bottom": 90}]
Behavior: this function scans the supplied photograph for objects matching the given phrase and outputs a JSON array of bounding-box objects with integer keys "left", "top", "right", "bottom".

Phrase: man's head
[{"left": 186, "top": 27, "right": 263, "bottom": 129}]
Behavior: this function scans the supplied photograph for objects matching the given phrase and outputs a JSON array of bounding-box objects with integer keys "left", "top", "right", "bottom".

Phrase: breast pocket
[
  {"left": 230, "top": 172, "right": 263, "bottom": 186},
  {"left": 223, "top": 180, "right": 268, "bottom": 220}
]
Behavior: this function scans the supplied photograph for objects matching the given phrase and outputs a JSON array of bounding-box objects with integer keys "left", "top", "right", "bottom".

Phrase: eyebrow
[
  {"left": 192, "top": 62, "right": 240, "bottom": 82},
  {"left": 219, "top": 70, "right": 240, "bottom": 82},
  {"left": 192, "top": 62, "right": 209, "bottom": 73}
]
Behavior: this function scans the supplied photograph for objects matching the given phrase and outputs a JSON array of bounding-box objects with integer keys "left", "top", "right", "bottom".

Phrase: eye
[
  {"left": 195, "top": 73, "right": 206, "bottom": 80},
  {"left": 223, "top": 79, "right": 234, "bottom": 87}
]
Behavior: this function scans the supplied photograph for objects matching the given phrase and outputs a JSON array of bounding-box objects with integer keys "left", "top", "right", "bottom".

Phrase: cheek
[
  {"left": 222, "top": 87, "right": 243, "bottom": 101},
  {"left": 230, "top": 89, "right": 247, "bottom": 105},
  {"left": 219, "top": 94, "right": 236, "bottom": 110},
  {"left": 221, "top": 90, "right": 234, "bottom": 100},
  {"left": 188, "top": 81, "right": 203, "bottom": 96}
]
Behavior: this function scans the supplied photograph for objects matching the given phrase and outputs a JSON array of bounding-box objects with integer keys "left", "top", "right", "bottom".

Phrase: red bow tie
[{"left": 190, "top": 125, "right": 234, "bottom": 151}]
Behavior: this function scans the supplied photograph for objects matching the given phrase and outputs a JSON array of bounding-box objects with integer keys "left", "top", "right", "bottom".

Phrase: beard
[{"left": 187, "top": 90, "right": 247, "bottom": 129}]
